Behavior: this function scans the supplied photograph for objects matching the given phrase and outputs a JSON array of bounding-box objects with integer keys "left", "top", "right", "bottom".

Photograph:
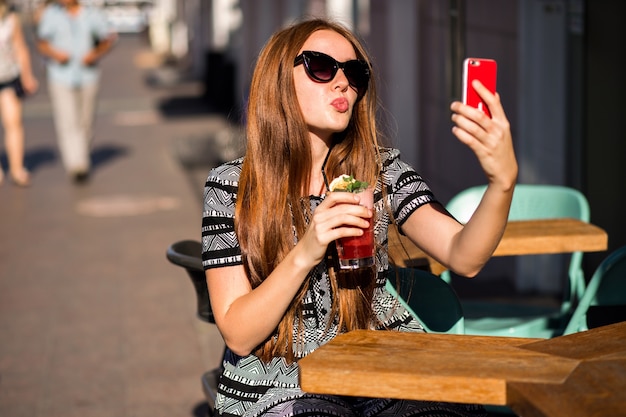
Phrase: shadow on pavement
[
  {"left": 91, "top": 144, "right": 129, "bottom": 171},
  {"left": 157, "top": 95, "right": 214, "bottom": 118},
  {"left": 3, "top": 144, "right": 128, "bottom": 176},
  {"left": 4, "top": 146, "right": 57, "bottom": 174}
]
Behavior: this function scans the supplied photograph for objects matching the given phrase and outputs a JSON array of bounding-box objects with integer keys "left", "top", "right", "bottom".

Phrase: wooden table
[
  {"left": 388, "top": 218, "right": 608, "bottom": 275},
  {"left": 298, "top": 321, "right": 626, "bottom": 417},
  {"left": 506, "top": 322, "right": 626, "bottom": 417}
]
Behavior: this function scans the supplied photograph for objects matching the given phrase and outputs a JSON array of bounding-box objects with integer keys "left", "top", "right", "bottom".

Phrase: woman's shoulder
[
  {"left": 206, "top": 157, "right": 244, "bottom": 185},
  {"left": 378, "top": 146, "right": 428, "bottom": 186},
  {"left": 379, "top": 147, "right": 413, "bottom": 173},
  {"left": 379, "top": 147, "right": 401, "bottom": 165}
]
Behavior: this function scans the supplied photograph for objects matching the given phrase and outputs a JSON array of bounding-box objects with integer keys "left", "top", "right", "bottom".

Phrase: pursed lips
[{"left": 331, "top": 97, "right": 349, "bottom": 112}]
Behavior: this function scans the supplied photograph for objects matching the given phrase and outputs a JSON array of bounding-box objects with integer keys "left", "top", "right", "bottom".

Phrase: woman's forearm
[
  {"left": 447, "top": 183, "right": 514, "bottom": 276},
  {"left": 207, "top": 241, "right": 319, "bottom": 356}
]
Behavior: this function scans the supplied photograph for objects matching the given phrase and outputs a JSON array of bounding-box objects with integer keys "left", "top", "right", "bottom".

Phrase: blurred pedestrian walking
[
  {"left": 0, "top": 0, "right": 39, "bottom": 187},
  {"left": 36, "top": 0, "right": 116, "bottom": 184}
]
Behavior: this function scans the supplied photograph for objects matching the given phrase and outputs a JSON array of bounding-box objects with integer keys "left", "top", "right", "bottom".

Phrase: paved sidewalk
[{"left": 0, "top": 34, "right": 235, "bottom": 417}]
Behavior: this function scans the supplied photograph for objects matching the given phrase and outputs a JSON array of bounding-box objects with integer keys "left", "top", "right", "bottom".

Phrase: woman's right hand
[
  {"left": 297, "top": 191, "right": 373, "bottom": 268},
  {"left": 450, "top": 80, "right": 517, "bottom": 190}
]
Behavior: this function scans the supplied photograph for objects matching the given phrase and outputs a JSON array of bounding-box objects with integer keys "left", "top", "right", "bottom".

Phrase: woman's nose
[{"left": 332, "top": 69, "right": 350, "bottom": 91}]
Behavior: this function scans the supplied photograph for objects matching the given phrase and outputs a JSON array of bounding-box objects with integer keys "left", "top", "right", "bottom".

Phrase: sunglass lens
[
  {"left": 344, "top": 61, "right": 369, "bottom": 88},
  {"left": 306, "top": 54, "right": 337, "bottom": 81}
]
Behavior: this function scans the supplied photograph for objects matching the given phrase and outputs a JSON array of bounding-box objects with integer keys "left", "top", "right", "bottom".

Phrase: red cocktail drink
[{"left": 336, "top": 188, "right": 375, "bottom": 269}]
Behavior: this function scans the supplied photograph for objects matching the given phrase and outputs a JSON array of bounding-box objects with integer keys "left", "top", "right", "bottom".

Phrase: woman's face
[{"left": 294, "top": 30, "right": 360, "bottom": 143}]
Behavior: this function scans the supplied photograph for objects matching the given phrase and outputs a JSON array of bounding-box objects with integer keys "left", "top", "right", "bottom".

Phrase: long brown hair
[{"left": 235, "top": 18, "right": 382, "bottom": 363}]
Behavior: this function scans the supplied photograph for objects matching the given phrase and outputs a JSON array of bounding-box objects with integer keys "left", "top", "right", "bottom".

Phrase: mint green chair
[
  {"left": 562, "top": 245, "right": 626, "bottom": 335},
  {"left": 441, "top": 184, "right": 590, "bottom": 338},
  {"left": 386, "top": 267, "right": 464, "bottom": 334}
]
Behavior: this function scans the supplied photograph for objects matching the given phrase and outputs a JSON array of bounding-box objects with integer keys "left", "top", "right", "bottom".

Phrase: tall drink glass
[{"left": 335, "top": 188, "right": 375, "bottom": 269}]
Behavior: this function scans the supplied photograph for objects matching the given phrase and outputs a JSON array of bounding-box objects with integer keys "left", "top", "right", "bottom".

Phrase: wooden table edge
[{"left": 389, "top": 218, "right": 608, "bottom": 275}]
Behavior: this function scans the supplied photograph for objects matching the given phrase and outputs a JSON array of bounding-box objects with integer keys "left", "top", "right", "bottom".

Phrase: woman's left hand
[{"left": 450, "top": 80, "right": 517, "bottom": 190}]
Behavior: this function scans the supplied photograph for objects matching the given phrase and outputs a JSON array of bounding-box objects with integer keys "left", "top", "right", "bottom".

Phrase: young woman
[
  {"left": 202, "top": 18, "right": 517, "bottom": 417},
  {"left": 0, "top": 0, "right": 38, "bottom": 186}
]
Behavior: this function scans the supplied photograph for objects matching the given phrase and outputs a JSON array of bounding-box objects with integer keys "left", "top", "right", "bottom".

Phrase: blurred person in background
[
  {"left": 36, "top": 0, "right": 116, "bottom": 184},
  {"left": 0, "top": 0, "right": 39, "bottom": 187}
]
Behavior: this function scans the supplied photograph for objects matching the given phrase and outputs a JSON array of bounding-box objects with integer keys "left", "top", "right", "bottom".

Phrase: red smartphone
[{"left": 462, "top": 58, "right": 497, "bottom": 118}]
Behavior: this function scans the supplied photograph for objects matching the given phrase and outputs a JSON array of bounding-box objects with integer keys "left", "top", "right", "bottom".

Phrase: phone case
[{"left": 462, "top": 58, "right": 497, "bottom": 117}]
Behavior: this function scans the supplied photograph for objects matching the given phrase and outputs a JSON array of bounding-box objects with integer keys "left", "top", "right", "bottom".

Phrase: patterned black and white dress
[{"left": 201, "top": 148, "right": 486, "bottom": 417}]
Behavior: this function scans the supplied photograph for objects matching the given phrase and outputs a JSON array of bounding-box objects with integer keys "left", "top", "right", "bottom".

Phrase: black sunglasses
[{"left": 294, "top": 50, "right": 370, "bottom": 94}]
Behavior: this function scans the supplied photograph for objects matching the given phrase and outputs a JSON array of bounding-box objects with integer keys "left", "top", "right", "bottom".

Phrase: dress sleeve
[
  {"left": 380, "top": 148, "right": 437, "bottom": 229},
  {"left": 201, "top": 159, "right": 244, "bottom": 269}
]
